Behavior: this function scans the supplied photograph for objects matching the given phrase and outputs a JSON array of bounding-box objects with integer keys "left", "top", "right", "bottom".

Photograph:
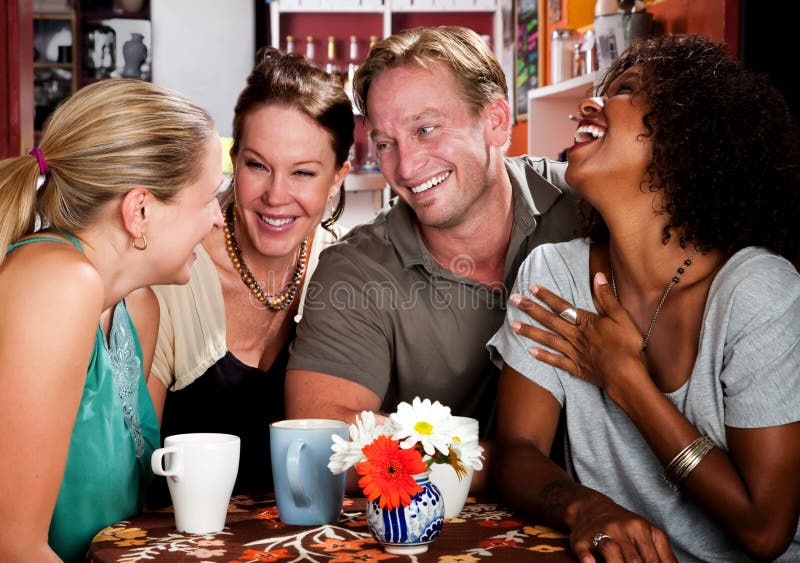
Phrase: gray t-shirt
[
  {"left": 288, "top": 157, "right": 581, "bottom": 436},
  {"left": 488, "top": 238, "right": 800, "bottom": 562}
]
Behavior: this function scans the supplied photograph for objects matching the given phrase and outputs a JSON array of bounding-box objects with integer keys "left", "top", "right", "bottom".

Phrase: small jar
[{"left": 551, "top": 29, "right": 579, "bottom": 84}]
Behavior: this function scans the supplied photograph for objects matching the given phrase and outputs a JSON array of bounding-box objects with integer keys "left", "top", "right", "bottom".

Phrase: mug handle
[
  {"left": 151, "top": 446, "right": 182, "bottom": 479},
  {"left": 286, "top": 440, "right": 310, "bottom": 507}
]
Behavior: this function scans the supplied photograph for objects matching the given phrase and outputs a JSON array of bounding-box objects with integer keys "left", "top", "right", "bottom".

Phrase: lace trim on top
[{"left": 108, "top": 303, "right": 145, "bottom": 458}]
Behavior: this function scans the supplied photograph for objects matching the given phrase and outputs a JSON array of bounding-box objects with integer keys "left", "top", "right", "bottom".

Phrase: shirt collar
[{"left": 386, "top": 157, "right": 566, "bottom": 279}]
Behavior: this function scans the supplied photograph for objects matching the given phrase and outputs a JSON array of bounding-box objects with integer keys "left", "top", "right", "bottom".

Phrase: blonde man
[{"left": 286, "top": 26, "right": 580, "bottom": 485}]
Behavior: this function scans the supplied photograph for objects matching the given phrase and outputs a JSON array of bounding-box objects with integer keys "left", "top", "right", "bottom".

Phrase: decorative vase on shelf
[
  {"left": 122, "top": 33, "right": 147, "bottom": 79},
  {"left": 365, "top": 472, "right": 444, "bottom": 555},
  {"left": 119, "top": 0, "right": 145, "bottom": 14}
]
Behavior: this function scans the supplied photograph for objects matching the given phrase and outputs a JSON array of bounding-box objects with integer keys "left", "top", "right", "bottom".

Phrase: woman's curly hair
[{"left": 585, "top": 34, "right": 800, "bottom": 261}]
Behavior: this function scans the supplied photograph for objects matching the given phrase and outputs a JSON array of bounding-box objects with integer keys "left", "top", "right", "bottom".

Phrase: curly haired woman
[{"left": 490, "top": 34, "right": 800, "bottom": 562}]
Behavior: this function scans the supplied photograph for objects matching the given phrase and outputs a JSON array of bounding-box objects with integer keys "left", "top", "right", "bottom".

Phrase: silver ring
[
  {"left": 592, "top": 532, "right": 613, "bottom": 549},
  {"left": 559, "top": 306, "right": 579, "bottom": 325}
]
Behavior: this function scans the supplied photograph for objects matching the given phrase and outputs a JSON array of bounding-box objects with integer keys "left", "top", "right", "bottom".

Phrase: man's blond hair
[{"left": 353, "top": 26, "right": 507, "bottom": 119}]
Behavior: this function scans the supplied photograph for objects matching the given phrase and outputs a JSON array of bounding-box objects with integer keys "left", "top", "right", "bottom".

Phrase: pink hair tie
[{"left": 29, "top": 147, "right": 49, "bottom": 175}]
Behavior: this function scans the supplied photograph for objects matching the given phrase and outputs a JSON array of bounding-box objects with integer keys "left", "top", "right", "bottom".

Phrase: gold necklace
[
  {"left": 222, "top": 203, "right": 308, "bottom": 311},
  {"left": 610, "top": 246, "right": 699, "bottom": 351}
]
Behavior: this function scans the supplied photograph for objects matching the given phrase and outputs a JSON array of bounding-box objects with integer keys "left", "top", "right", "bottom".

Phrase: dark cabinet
[
  {"left": 32, "top": 1, "right": 151, "bottom": 141},
  {"left": 33, "top": 13, "right": 77, "bottom": 137},
  {"left": 76, "top": 0, "right": 152, "bottom": 87}
]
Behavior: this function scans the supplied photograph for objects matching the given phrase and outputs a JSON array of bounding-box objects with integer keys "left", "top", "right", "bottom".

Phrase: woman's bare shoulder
[{"left": 1, "top": 239, "right": 103, "bottom": 314}]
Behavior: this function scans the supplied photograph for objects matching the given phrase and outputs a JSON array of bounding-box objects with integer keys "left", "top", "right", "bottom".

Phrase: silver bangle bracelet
[
  {"left": 662, "top": 435, "right": 715, "bottom": 492},
  {"left": 672, "top": 439, "right": 714, "bottom": 485}
]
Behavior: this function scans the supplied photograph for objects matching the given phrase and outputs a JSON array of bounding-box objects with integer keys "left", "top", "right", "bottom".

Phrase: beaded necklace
[
  {"left": 611, "top": 246, "right": 699, "bottom": 351},
  {"left": 222, "top": 203, "right": 308, "bottom": 311}
]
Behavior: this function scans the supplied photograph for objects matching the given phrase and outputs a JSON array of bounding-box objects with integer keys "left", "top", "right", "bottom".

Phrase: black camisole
[{"left": 146, "top": 328, "right": 292, "bottom": 508}]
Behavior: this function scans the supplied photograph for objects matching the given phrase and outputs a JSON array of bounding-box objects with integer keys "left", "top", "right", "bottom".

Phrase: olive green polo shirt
[{"left": 288, "top": 156, "right": 580, "bottom": 437}]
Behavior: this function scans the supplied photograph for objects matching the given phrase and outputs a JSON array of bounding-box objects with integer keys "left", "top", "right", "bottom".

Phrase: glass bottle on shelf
[
  {"left": 325, "top": 36, "right": 343, "bottom": 85},
  {"left": 285, "top": 34, "right": 295, "bottom": 54},
  {"left": 360, "top": 130, "right": 380, "bottom": 174},
  {"left": 344, "top": 35, "right": 359, "bottom": 103},
  {"left": 369, "top": 35, "right": 378, "bottom": 53},
  {"left": 305, "top": 35, "right": 316, "bottom": 67}
]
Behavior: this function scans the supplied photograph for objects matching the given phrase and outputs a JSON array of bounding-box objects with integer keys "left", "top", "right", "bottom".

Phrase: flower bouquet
[{"left": 328, "top": 397, "right": 484, "bottom": 554}]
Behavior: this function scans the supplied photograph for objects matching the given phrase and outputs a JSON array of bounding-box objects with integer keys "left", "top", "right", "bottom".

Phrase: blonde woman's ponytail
[{"left": 0, "top": 155, "right": 43, "bottom": 265}]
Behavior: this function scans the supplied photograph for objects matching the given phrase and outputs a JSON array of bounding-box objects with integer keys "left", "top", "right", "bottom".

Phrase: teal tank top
[{"left": 7, "top": 235, "right": 160, "bottom": 562}]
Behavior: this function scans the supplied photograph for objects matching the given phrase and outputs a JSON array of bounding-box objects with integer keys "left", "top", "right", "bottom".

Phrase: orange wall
[{"left": 508, "top": 121, "right": 527, "bottom": 157}]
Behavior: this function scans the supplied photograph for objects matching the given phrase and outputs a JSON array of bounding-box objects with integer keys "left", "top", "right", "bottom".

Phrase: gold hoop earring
[
  {"left": 131, "top": 233, "right": 147, "bottom": 251},
  {"left": 328, "top": 192, "right": 336, "bottom": 223}
]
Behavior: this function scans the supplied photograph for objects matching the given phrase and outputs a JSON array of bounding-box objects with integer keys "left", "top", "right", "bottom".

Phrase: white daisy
[
  {"left": 327, "top": 410, "right": 391, "bottom": 474},
  {"left": 451, "top": 416, "right": 480, "bottom": 445},
  {"left": 447, "top": 416, "right": 483, "bottom": 470},
  {"left": 390, "top": 397, "right": 454, "bottom": 457},
  {"left": 450, "top": 439, "right": 484, "bottom": 471}
]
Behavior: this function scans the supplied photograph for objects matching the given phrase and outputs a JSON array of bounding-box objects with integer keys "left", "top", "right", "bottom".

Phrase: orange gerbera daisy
[{"left": 356, "top": 435, "right": 427, "bottom": 510}]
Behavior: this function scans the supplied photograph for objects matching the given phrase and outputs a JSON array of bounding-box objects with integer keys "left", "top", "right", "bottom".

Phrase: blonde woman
[{"left": 0, "top": 79, "right": 223, "bottom": 562}]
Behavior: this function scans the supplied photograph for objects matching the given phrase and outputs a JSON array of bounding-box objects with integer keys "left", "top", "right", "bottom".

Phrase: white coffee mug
[
  {"left": 151, "top": 433, "right": 240, "bottom": 534},
  {"left": 430, "top": 416, "right": 480, "bottom": 518}
]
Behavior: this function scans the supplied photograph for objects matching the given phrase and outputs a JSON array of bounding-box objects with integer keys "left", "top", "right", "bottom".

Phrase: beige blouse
[{"left": 150, "top": 224, "right": 342, "bottom": 390}]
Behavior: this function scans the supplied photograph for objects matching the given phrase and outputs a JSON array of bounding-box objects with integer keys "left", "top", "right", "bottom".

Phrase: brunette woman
[{"left": 143, "top": 47, "right": 354, "bottom": 500}]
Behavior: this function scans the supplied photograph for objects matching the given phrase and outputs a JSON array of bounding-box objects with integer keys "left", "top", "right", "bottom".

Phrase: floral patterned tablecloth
[{"left": 88, "top": 493, "right": 576, "bottom": 563}]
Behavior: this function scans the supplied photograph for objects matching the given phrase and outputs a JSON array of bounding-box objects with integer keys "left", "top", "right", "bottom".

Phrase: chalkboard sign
[{"left": 515, "top": 0, "right": 539, "bottom": 120}]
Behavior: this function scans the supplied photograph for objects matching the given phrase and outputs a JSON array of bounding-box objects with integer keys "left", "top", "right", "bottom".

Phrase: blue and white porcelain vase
[{"left": 365, "top": 471, "right": 445, "bottom": 555}]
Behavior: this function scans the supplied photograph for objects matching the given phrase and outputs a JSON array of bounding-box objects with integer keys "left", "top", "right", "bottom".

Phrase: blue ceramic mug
[{"left": 270, "top": 419, "right": 348, "bottom": 525}]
